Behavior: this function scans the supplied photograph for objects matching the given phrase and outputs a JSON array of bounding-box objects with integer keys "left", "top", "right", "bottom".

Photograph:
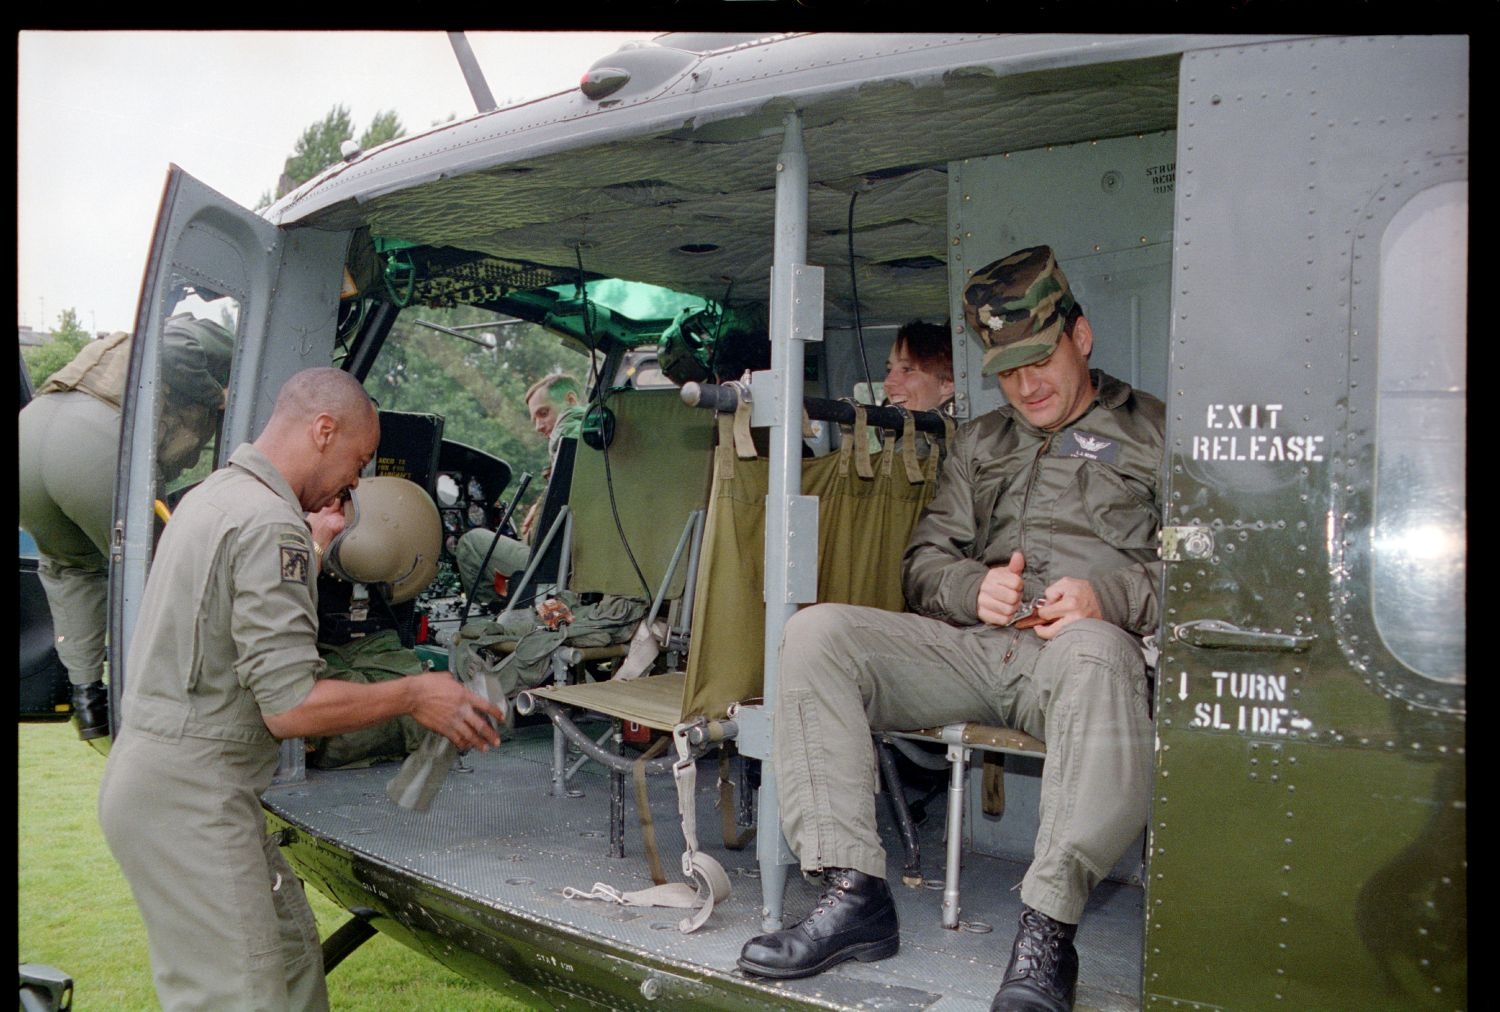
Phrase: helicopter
[{"left": 26, "top": 32, "right": 1466, "bottom": 1010}]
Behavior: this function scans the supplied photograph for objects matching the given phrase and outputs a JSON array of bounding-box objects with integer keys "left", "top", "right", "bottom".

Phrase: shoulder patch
[
  {"left": 280, "top": 544, "right": 311, "bottom": 584},
  {"left": 1055, "top": 429, "right": 1119, "bottom": 464}
]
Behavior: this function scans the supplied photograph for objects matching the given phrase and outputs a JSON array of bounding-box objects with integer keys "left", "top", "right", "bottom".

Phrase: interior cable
[
  {"left": 847, "top": 189, "right": 877, "bottom": 403},
  {"left": 708, "top": 278, "right": 733, "bottom": 379},
  {"left": 575, "top": 245, "right": 653, "bottom": 604}
]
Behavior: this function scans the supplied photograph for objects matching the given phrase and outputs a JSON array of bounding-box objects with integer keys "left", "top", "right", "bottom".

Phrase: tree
[
  {"left": 22, "top": 308, "right": 92, "bottom": 388},
  {"left": 362, "top": 304, "right": 591, "bottom": 487},
  {"left": 255, "top": 105, "right": 407, "bottom": 209}
]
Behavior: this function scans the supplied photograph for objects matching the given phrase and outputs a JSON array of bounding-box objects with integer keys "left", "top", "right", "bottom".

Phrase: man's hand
[
  {"left": 306, "top": 501, "right": 347, "bottom": 553},
  {"left": 408, "top": 671, "right": 506, "bottom": 752},
  {"left": 976, "top": 551, "right": 1027, "bottom": 627},
  {"left": 1031, "top": 577, "right": 1104, "bottom": 640},
  {"left": 517, "top": 499, "right": 541, "bottom": 541}
]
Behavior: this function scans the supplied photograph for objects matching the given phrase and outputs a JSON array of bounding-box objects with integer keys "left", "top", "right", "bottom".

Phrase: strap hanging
[
  {"left": 836, "top": 421, "right": 855, "bottom": 477},
  {"left": 900, "top": 412, "right": 924, "bottom": 484},
  {"left": 632, "top": 735, "right": 672, "bottom": 885},
  {"left": 670, "top": 721, "right": 733, "bottom": 931},
  {"left": 718, "top": 746, "right": 755, "bottom": 851},
  {"left": 853, "top": 404, "right": 875, "bottom": 479},
  {"left": 715, "top": 414, "right": 737, "bottom": 478},
  {"left": 732, "top": 397, "right": 757, "bottom": 460},
  {"left": 559, "top": 721, "right": 732, "bottom": 933}
]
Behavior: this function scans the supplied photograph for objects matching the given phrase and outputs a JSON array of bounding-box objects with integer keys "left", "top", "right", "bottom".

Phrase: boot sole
[{"left": 737, "top": 935, "right": 900, "bottom": 980}]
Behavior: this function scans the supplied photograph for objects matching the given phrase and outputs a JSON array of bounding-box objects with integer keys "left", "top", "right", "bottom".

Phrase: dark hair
[
  {"left": 893, "top": 320, "right": 953, "bottom": 383},
  {"left": 1062, "top": 303, "right": 1085, "bottom": 340}
]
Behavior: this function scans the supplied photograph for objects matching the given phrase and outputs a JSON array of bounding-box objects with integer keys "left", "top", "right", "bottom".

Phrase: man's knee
[
  {"left": 779, "top": 604, "right": 863, "bottom": 692},
  {"left": 1041, "top": 620, "right": 1147, "bottom": 697},
  {"left": 782, "top": 603, "right": 863, "bottom": 655}
]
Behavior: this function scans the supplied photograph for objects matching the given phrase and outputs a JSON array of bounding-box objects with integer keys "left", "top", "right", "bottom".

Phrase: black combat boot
[
  {"left": 70, "top": 680, "right": 110, "bottom": 741},
  {"left": 990, "top": 905, "right": 1079, "bottom": 1012},
  {"left": 737, "top": 868, "right": 899, "bottom": 979}
]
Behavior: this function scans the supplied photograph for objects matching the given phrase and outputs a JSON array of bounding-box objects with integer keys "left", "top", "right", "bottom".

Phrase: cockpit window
[{"left": 1371, "top": 181, "right": 1466, "bottom": 684}]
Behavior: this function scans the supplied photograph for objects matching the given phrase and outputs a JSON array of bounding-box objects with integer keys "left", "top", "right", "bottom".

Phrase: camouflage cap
[
  {"left": 161, "top": 315, "right": 234, "bottom": 408},
  {"left": 962, "top": 246, "right": 1078, "bottom": 375}
]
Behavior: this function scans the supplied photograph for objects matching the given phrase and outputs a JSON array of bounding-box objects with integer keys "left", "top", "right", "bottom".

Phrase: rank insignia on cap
[{"left": 280, "top": 544, "right": 311, "bottom": 584}]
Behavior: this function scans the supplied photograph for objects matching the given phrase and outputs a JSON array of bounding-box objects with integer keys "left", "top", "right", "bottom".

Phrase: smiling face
[
  {"left": 883, "top": 338, "right": 955, "bottom": 413},
  {"left": 995, "top": 316, "right": 1097, "bottom": 432}
]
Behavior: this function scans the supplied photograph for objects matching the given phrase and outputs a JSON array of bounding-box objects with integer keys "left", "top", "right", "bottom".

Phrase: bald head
[
  {"left": 256, "top": 367, "right": 381, "bottom": 512},
  {"left": 270, "top": 367, "right": 377, "bottom": 430}
]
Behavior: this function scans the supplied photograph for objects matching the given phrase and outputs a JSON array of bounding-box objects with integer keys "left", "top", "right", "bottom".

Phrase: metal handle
[{"left": 1172, "top": 619, "right": 1315, "bottom": 653}]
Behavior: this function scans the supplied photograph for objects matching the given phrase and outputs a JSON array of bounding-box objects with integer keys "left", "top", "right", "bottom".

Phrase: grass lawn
[{"left": 18, "top": 722, "right": 544, "bottom": 1010}]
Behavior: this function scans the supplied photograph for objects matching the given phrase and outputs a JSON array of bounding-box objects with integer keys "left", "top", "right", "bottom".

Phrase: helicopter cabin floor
[{"left": 263, "top": 718, "right": 1143, "bottom": 1010}]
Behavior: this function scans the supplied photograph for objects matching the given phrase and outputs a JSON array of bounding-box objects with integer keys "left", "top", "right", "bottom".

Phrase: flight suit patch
[
  {"left": 280, "top": 545, "right": 311, "bottom": 584},
  {"left": 1055, "top": 429, "right": 1119, "bottom": 464}
]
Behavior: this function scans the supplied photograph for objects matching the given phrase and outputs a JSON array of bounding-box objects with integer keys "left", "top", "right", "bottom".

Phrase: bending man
[
  {"left": 98, "top": 367, "right": 506, "bottom": 1011},
  {"left": 18, "top": 316, "right": 233, "bottom": 743}
]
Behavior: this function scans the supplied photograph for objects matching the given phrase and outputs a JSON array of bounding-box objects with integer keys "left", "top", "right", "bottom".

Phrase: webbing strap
[
  {"left": 900, "top": 412, "right": 924, "bottom": 483},
  {"left": 632, "top": 735, "right": 671, "bottom": 885},
  {"left": 732, "top": 398, "right": 757, "bottom": 460},
  {"left": 614, "top": 618, "right": 662, "bottom": 681},
  {"left": 671, "top": 722, "right": 732, "bottom": 932},
  {"left": 561, "top": 724, "right": 732, "bottom": 933},
  {"left": 718, "top": 747, "right": 755, "bottom": 851},
  {"left": 561, "top": 880, "right": 703, "bottom": 909},
  {"left": 853, "top": 404, "right": 874, "bottom": 478}
]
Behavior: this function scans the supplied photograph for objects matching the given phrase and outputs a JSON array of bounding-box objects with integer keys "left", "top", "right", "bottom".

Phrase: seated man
[
  {"left": 455, "top": 372, "right": 584, "bottom": 605},
  {"left": 738, "top": 246, "right": 1164, "bottom": 1012}
]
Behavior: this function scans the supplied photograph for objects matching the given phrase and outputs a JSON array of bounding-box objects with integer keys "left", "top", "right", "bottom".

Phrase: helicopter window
[
  {"left": 157, "top": 281, "right": 239, "bottom": 508},
  {"left": 1371, "top": 180, "right": 1466, "bottom": 685}
]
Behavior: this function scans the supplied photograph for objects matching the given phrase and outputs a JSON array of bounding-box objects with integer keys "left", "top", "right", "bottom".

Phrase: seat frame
[{"left": 879, "top": 723, "right": 1047, "bottom": 929}]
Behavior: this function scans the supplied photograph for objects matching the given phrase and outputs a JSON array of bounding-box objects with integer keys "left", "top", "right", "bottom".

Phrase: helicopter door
[
  {"left": 1148, "top": 36, "right": 1467, "bottom": 1009},
  {"left": 107, "top": 166, "right": 349, "bottom": 734}
]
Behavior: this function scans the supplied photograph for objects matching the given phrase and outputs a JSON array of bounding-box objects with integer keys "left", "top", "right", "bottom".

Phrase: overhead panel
[{"left": 325, "top": 55, "right": 1178, "bottom": 332}]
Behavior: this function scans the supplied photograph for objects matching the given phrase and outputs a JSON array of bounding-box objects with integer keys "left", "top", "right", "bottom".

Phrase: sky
[{"left": 17, "top": 30, "right": 653, "bottom": 336}]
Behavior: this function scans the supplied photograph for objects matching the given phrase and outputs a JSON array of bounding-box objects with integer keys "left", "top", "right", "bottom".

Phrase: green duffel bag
[{"left": 307, "top": 630, "right": 428, "bottom": 769}]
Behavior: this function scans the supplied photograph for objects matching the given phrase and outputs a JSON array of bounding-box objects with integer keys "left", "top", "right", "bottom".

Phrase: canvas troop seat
[
  {"left": 388, "top": 388, "right": 715, "bottom": 815},
  {"left": 519, "top": 401, "right": 944, "bottom": 929},
  {"left": 480, "top": 387, "right": 717, "bottom": 764}
]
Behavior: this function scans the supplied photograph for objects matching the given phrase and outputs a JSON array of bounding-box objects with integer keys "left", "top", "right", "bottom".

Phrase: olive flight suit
[
  {"left": 774, "top": 370, "right": 1163, "bottom": 925},
  {"left": 98, "top": 443, "right": 329, "bottom": 1012},
  {"left": 18, "top": 331, "right": 130, "bottom": 687}
]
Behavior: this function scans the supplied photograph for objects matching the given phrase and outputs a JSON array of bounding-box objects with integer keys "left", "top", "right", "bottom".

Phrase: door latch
[
  {"left": 1160, "top": 526, "right": 1214, "bottom": 561},
  {"left": 1172, "top": 619, "right": 1315, "bottom": 653}
]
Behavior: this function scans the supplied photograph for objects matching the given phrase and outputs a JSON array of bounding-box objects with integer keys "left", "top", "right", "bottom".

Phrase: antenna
[{"left": 447, "top": 32, "right": 498, "bottom": 114}]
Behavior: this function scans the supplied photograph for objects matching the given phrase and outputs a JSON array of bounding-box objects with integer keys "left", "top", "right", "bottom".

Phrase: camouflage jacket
[{"left": 901, "top": 370, "right": 1164, "bottom": 636}]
